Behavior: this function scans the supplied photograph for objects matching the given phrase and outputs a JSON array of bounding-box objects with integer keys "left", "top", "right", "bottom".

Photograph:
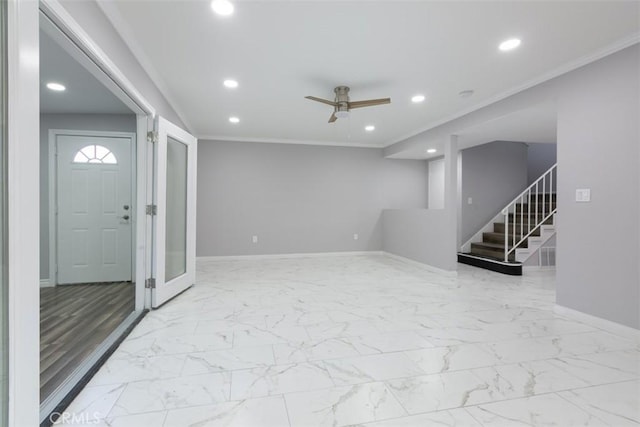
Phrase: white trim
[
  {"left": 6, "top": 0, "right": 40, "bottom": 424},
  {"left": 143, "top": 116, "right": 154, "bottom": 309},
  {"left": 39, "top": 0, "right": 155, "bottom": 117},
  {"left": 134, "top": 116, "right": 149, "bottom": 311},
  {"left": 48, "top": 129, "right": 136, "bottom": 286},
  {"left": 40, "top": 279, "right": 53, "bottom": 288},
  {"left": 199, "top": 135, "right": 382, "bottom": 149},
  {"left": 386, "top": 33, "right": 640, "bottom": 147},
  {"left": 382, "top": 252, "right": 458, "bottom": 277},
  {"left": 197, "top": 251, "right": 383, "bottom": 262},
  {"left": 522, "top": 265, "right": 556, "bottom": 272},
  {"left": 554, "top": 304, "right": 640, "bottom": 342}
]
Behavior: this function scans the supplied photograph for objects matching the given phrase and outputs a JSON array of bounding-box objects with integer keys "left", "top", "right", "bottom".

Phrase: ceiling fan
[{"left": 305, "top": 86, "right": 391, "bottom": 123}]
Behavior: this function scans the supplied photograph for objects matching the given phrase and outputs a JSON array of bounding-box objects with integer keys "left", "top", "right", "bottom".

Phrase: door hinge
[
  {"left": 147, "top": 131, "right": 158, "bottom": 143},
  {"left": 146, "top": 204, "right": 157, "bottom": 215},
  {"left": 145, "top": 278, "right": 156, "bottom": 289}
]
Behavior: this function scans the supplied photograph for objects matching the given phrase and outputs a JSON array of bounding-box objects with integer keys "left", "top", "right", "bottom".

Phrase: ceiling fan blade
[
  {"left": 328, "top": 112, "right": 338, "bottom": 123},
  {"left": 305, "top": 96, "right": 338, "bottom": 107},
  {"left": 348, "top": 98, "right": 391, "bottom": 109}
]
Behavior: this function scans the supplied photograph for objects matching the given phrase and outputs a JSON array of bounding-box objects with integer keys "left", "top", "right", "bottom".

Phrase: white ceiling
[
  {"left": 40, "top": 27, "right": 133, "bottom": 115},
  {"left": 99, "top": 1, "right": 639, "bottom": 148}
]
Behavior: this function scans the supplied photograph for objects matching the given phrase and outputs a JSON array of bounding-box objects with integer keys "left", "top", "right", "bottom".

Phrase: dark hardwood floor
[{"left": 40, "top": 282, "right": 135, "bottom": 401}]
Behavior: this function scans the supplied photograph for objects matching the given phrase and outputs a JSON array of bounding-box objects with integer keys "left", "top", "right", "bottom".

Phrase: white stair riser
[{"left": 515, "top": 220, "right": 556, "bottom": 263}]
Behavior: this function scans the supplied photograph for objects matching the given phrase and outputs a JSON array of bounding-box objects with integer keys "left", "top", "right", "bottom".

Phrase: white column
[
  {"left": 7, "top": 0, "right": 40, "bottom": 424},
  {"left": 443, "top": 135, "right": 459, "bottom": 270}
]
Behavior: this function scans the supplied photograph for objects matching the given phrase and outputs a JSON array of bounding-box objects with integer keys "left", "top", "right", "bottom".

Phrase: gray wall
[
  {"left": 40, "top": 113, "right": 137, "bottom": 279},
  {"left": 556, "top": 46, "right": 639, "bottom": 328},
  {"left": 460, "top": 141, "right": 528, "bottom": 244},
  {"left": 528, "top": 143, "right": 557, "bottom": 184},
  {"left": 428, "top": 158, "right": 445, "bottom": 209},
  {"left": 196, "top": 140, "right": 428, "bottom": 256}
]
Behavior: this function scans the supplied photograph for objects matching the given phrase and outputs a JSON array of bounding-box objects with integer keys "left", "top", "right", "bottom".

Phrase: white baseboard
[
  {"left": 382, "top": 252, "right": 458, "bottom": 277},
  {"left": 197, "top": 251, "right": 384, "bottom": 262},
  {"left": 523, "top": 265, "right": 556, "bottom": 272},
  {"left": 40, "top": 279, "right": 54, "bottom": 288},
  {"left": 196, "top": 251, "right": 458, "bottom": 278},
  {"left": 554, "top": 304, "right": 640, "bottom": 342}
]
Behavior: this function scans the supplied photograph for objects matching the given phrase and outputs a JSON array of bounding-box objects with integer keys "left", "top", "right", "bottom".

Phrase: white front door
[
  {"left": 151, "top": 117, "right": 197, "bottom": 307},
  {"left": 56, "top": 133, "right": 134, "bottom": 284}
]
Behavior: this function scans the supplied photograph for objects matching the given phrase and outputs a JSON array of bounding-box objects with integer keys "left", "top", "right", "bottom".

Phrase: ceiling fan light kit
[{"left": 305, "top": 86, "right": 391, "bottom": 123}]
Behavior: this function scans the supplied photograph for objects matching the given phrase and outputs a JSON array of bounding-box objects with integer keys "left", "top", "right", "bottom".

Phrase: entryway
[
  {"left": 53, "top": 132, "right": 134, "bottom": 285},
  {"left": 38, "top": 3, "right": 198, "bottom": 423},
  {"left": 38, "top": 14, "right": 141, "bottom": 420}
]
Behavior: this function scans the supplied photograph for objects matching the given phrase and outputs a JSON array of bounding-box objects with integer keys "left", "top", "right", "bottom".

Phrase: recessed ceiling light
[
  {"left": 499, "top": 38, "right": 521, "bottom": 52},
  {"left": 411, "top": 94, "right": 426, "bottom": 103},
  {"left": 229, "top": 116, "right": 240, "bottom": 124},
  {"left": 365, "top": 125, "right": 375, "bottom": 132},
  {"left": 211, "top": 0, "right": 234, "bottom": 16},
  {"left": 223, "top": 79, "right": 238, "bottom": 88},
  {"left": 427, "top": 148, "right": 437, "bottom": 154},
  {"left": 46, "top": 82, "right": 66, "bottom": 91},
  {"left": 459, "top": 89, "right": 474, "bottom": 98}
]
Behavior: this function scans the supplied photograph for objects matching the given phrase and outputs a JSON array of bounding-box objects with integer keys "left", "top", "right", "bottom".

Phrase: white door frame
[
  {"left": 48, "top": 129, "right": 137, "bottom": 287},
  {"left": 5, "top": 0, "right": 159, "bottom": 422},
  {"left": 6, "top": 1, "right": 40, "bottom": 424}
]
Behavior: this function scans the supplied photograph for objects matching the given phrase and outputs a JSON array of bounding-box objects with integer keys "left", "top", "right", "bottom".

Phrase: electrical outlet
[
  {"left": 467, "top": 197, "right": 473, "bottom": 205},
  {"left": 252, "top": 235, "right": 258, "bottom": 243},
  {"left": 575, "top": 189, "right": 591, "bottom": 202},
  {"left": 353, "top": 234, "right": 359, "bottom": 240}
]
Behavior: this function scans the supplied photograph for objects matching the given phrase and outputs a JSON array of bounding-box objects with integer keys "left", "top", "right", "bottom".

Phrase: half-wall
[{"left": 382, "top": 209, "right": 457, "bottom": 271}]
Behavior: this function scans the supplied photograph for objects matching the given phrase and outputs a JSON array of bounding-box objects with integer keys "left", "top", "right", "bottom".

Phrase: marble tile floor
[{"left": 57, "top": 254, "right": 640, "bottom": 426}]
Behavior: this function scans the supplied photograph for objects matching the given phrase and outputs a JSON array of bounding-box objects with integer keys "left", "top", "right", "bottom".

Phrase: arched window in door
[{"left": 72, "top": 145, "right": 117, "bottom": 164}]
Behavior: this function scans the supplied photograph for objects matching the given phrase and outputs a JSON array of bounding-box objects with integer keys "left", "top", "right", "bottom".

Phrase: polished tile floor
[{"left": 59, "top": 254, "right": 639, "bottom": 426}]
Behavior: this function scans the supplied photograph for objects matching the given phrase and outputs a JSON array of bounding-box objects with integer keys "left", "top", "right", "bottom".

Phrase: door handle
[{"left": 120, "top": 215, "right": 130, "bottom": 220}]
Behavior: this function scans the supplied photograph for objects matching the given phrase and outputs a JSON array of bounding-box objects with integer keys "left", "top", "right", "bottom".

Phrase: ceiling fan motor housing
[
  {"left": 334, "top": 86, "right": 350, "bottom": 117},
  {"left": 334, "top": 86, "right": 350, "bottom": 102}
]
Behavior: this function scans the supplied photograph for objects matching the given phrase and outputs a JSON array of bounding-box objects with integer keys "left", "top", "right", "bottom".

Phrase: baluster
[
  {"left": 512, "top": 204, "right": 516, "bottom": 253},
  {"left": 542, "top": 175, "right": 546, "bottom": 220},
  {"left": 534, "top": 181, "right": 540, "bottom": 231},
  {"left": 550, "top": 167, "right": 554, "bottom": 214},
  {"left": 504, "top": 210, "right": 508, "bottom": 262},
  {"left": 520, "top": 195, "right": 523, "bottom": 244},
  {"left": 528, "top": 189, "right": 531, "bottom": 235}
]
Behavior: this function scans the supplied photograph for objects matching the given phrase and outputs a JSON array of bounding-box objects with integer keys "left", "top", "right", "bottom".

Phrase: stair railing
[{"left": 503, "top": 163, "right": 557, "bottom": 261}]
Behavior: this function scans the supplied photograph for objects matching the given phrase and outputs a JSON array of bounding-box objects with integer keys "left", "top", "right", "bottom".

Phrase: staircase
[{"left": 458, "top": 164, "right": 557, "bottom": 275}]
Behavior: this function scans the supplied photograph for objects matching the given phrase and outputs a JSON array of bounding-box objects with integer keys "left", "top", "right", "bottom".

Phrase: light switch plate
[{"left": 575, "top": 188, "right": 591, "bottom": 202}]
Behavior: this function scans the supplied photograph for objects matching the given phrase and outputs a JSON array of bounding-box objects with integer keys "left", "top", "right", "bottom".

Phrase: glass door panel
[
  {"left": 151, "top": 117, "right": 197, "bottom": 307},
  {"left": 165, "top": 136, "right": 188, "bottom": 281},
  {"left": 0, "top": 0, "right": 7, "bottom": 423}
]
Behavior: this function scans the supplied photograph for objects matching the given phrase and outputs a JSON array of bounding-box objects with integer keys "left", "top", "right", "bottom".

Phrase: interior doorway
[
  {"left": 38, "top": 13, "right": 142, "bottom": 420},
  {"left": 37, "top": 0, "right": 198, "bottom": 422}
]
